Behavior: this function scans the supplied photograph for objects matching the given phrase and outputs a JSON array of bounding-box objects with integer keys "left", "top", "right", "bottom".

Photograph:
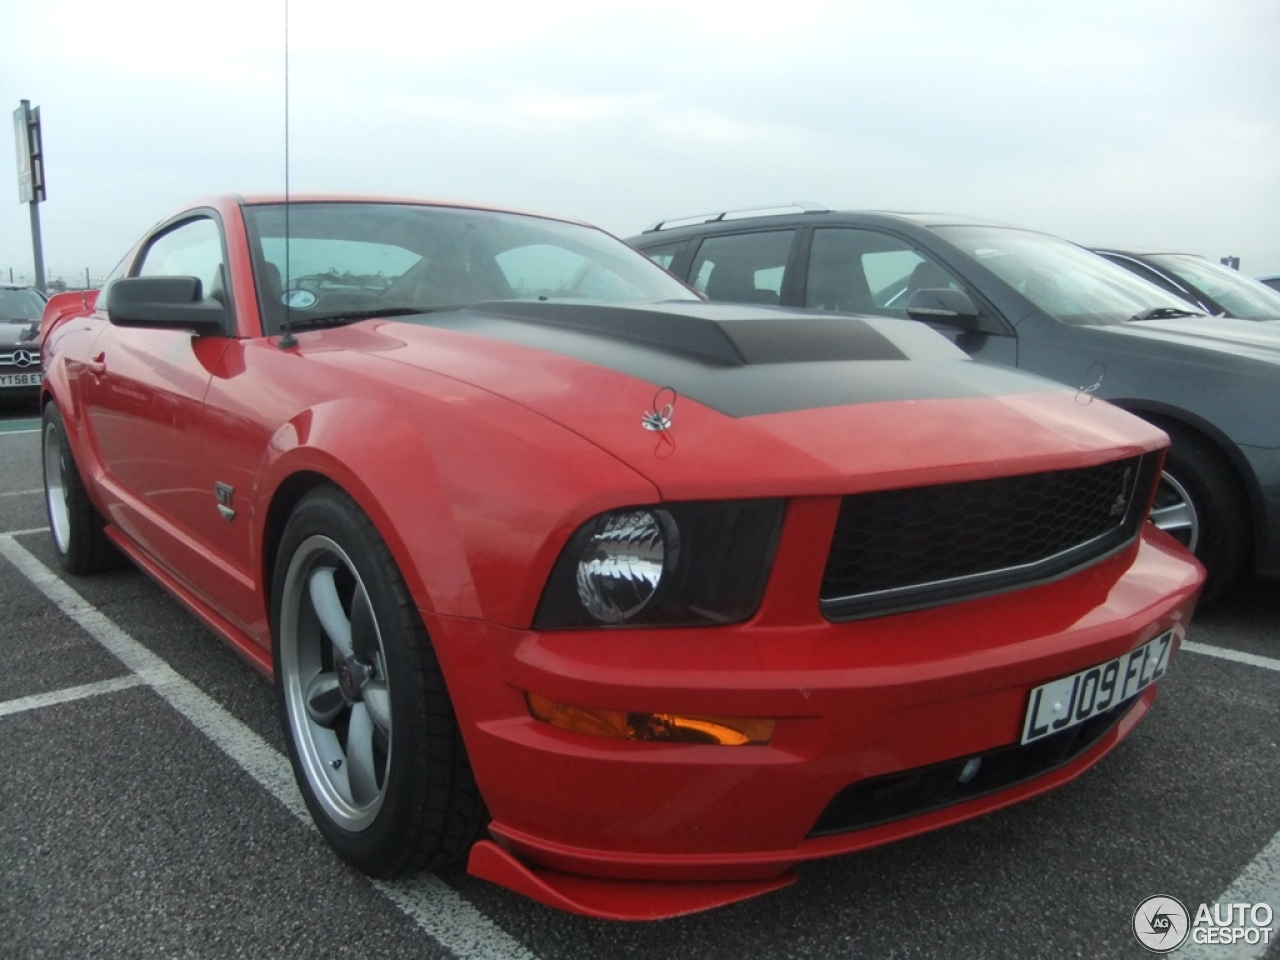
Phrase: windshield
[
  {"left": 243, "top": 202, "right": 696, "bottom": 333},
  {"left": 0, "top": 288, "right": 46, "bottom": 321},
  {"left": 934, "top": 226, "right": 1201, "bottom": 326},
  {"left": 1149, "top": 254, "right": 1280, "bottom": 321}
]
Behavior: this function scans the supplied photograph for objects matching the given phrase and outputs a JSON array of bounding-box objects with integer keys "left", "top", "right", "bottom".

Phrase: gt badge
[{"left": 214, "top": 482, "right": 236, "bottom": 521}]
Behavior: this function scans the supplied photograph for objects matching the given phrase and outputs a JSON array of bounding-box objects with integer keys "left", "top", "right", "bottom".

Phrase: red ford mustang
[{"left": 39, "top": 196, "right": 1202, "bottom": 920}]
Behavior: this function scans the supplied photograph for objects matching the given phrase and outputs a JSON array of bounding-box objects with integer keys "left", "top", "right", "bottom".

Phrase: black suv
[{"left": 628, "top": 207, "right": 1280, "bottom": 600}]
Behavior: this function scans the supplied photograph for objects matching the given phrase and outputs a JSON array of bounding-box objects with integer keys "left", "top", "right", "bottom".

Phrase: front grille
[
  {"left": 0, "top": 349, "right": 41, "bottom": 369},
  {"left": 808, "top": 697, "right": 1136, "bottom": 837},
  {"left": 820, "top": 453, "right": 1160, "bottom": 620}
]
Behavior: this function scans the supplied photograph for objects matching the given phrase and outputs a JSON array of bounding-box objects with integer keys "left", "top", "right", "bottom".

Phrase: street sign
[{"left": 13, "top": 100, "right": 45, "bottom": 204}]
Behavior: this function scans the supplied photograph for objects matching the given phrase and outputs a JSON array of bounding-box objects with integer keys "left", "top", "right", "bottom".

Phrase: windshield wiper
[
  {"left": 283, "top": 307, "right": 441, "bottom": 329},
  {"left": 1127, "top": 306, "right": 1205, "bottom": 322}
]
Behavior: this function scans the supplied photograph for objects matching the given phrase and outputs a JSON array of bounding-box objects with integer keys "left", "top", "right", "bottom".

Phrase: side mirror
[
  {"left": 906, "top": 287, "right": 981, "bottom": 331},
  {"left": 107, "top": 276, "right": 229, "bottom": 336}
]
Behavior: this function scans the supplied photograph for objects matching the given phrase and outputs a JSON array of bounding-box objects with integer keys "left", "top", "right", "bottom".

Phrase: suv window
[
  {"left": 807, "top": 228, "right": 958, "bottom": 316},
  {"left": 688, "top": 231, "right": 794, "bottom": 305},
  {"left": 138, "top": 217, "right": 227, "bottom": 304}
]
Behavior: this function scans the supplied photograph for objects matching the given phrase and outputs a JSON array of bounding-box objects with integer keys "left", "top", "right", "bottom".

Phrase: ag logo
[{"left": 1133, "top": 895, "right": 1190, "bottom": 953}]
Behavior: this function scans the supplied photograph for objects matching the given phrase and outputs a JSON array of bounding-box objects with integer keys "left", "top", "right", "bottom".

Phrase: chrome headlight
[
  {"left": 574, "top": 509, "right": 678, "bottom": 623},
  {"left": 536, "top": 500, "right": 785, "bottom": 629}
]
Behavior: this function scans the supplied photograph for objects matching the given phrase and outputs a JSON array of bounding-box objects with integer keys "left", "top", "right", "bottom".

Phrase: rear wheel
[
  {"left": 41, "top": 403, "right": 119, "bottom": 574},
  {"left": 1148, "top": 429, "right": 1247, "bottom": 603},
  {"left": 272, "top": 485, "right": 485, "bottom": 876}
]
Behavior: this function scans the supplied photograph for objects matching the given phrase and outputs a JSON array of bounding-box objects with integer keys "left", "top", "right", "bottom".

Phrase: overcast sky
[{"left": 2, "top": 0, "right": 1278, "bottom": 283}]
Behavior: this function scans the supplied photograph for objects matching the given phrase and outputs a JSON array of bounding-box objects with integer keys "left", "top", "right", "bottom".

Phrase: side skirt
[{"left": 104, "top": 525, "right": 274, "bottom": 678}]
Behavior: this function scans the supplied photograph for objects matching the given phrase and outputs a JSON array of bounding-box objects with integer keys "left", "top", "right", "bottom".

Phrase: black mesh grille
[{"left": 820, "top": 454, "right": 1158, "bottom": 619}]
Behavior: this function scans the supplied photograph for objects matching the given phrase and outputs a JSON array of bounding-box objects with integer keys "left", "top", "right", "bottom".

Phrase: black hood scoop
[
  {"left": 407, "top": 299, "right": 1038, "bottom": 418},
  {"left": 457, "top": 300, "right": 907, "bottom": 366}
]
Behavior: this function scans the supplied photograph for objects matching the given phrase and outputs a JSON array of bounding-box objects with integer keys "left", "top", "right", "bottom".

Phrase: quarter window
[{"left": 636, "top": 240, "right": 686, "bottom": 272}]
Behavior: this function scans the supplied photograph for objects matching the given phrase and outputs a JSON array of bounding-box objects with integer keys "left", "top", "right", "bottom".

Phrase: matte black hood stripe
[{"left": 407, "top": 301, "right": 1046, "bottom": 418}]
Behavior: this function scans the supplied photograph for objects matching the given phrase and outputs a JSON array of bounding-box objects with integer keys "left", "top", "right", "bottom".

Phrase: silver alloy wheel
[
  {"left": 1149, "top": 471, "right": 1199, "bottom": 553},
  {"left": 279, "top": 534, "right": 392, "bottom": 832},
  {"left": 43, "top": 420, "right": 72, "bottom": 555}
]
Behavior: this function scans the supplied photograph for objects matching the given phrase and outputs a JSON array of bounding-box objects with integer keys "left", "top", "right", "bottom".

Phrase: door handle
[{"left": 85, "top": 353, "right": 106, "bottom": 380}]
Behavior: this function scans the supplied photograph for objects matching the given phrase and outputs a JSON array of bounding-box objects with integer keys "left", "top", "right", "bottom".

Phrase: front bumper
[{"left": 426, "top": 524, "right": 1202, "bottom": 918}]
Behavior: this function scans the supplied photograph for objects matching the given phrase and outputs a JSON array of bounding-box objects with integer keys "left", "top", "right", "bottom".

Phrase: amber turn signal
[{"left": 525, "top": 693, "right": 774, "bottom": 746}]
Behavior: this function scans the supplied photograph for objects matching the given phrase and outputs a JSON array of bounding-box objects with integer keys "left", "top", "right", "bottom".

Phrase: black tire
[
  {"left": 41, "top": 403, "right": 120, "bottom": 574},
  {"left": 1149, "top": 428, "right": 1248, "bottom": 604},
  {"left": 271, "top": 485, "right": 485, "bottom": 877}
]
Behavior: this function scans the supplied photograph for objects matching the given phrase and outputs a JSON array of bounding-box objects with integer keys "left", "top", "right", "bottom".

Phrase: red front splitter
[{"left": 467, "top": 840, "right": 796, "bottom": 920}]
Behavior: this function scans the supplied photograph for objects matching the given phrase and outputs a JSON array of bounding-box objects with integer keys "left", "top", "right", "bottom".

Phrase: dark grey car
[
  {"left": 628, "top": 209, "right": 1280, "bottom": 600},
  {"left": 0, "top": 284, "right": 46, "bottom": 397}
]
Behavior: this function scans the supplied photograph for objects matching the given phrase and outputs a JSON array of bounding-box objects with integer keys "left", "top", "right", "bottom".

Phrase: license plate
[
  {"left": 1021, "top": 628, "right": 1176, "bottom": 744},
  {"left": 0, "top": 372, "right": 42, "bottom": 387}
]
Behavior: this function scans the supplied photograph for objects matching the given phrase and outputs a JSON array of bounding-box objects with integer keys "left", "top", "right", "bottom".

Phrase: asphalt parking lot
[{"left": 0, "top": 400, "right": 1276, "bottom": 960}]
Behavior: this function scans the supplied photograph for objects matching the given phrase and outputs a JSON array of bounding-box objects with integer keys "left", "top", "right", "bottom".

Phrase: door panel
[{"left": 83, "top": 214, "right": 257, "bottom": 626}]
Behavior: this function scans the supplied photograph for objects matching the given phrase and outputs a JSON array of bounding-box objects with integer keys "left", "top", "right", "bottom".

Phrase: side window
[
  {"left": 137, "top": 217, "right": 226, "bottom": 304},
  {"left": 688, "top": 231, "right": 794, "bottom": 305},
  {"left": 807, "top": 228, "right": 958, "bottom": 316}
]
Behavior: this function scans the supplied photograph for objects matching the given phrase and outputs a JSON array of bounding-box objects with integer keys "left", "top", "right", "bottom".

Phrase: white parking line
[
  {"left": 1184, "top": 641, "right": 1280, "bottom": 673},
  {"left": 0, "top": 675, "right": 146, "bottom": 718},
  {"left": 1175, "top": 831, "right": 1280, "bottom": 959},
  {"left": 0, "top": 534, "right": 539, "bottom": 960},
  {"left": 1169, "top": 642, "right": 1279, "bottom": 958},
  {"left": 0, "top": 488, "right": 41, "bottom": 497}
]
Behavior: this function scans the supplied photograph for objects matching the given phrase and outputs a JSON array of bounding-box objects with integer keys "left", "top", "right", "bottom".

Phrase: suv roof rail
[{"left": 643, "top": 202, "right": 830, "bottom": 233}]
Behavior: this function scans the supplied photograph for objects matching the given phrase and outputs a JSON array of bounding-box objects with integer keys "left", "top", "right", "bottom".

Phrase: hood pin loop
[{"left": 642, "top": 387, "right": 677, "bottom": 432}]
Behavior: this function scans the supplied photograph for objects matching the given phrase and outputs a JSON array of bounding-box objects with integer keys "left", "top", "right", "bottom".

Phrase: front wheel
[
  {"left": 1148, "top": 430, "right": 1247, "bottom": 603},
  {"left": 272, "top": 485, "right": 485, "bottom": 876}
]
